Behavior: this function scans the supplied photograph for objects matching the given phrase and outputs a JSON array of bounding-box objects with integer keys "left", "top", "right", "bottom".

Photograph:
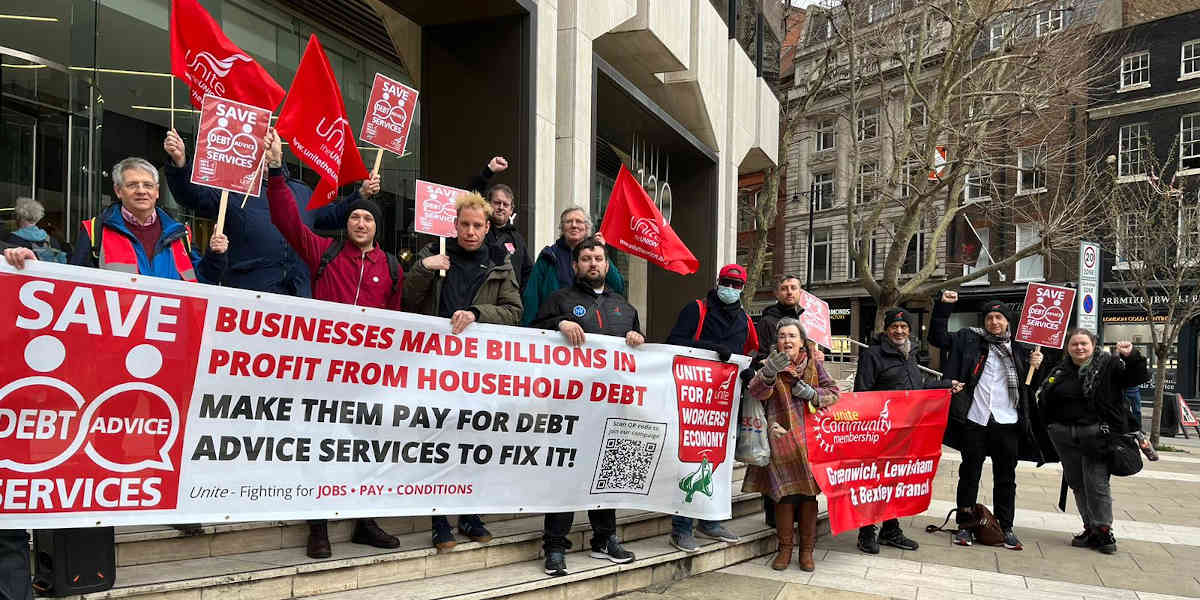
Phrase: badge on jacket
[
  {"left": 505, "top": 242, "right": 515, "bottom": 254},
  {"left": 573, "top": 305, "right": 586, "bottom": 317}
]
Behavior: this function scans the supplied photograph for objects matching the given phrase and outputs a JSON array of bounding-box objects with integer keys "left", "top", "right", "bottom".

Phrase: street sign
[{"left": 1077, "top": 241, "right": 1100, "bottom": 333}]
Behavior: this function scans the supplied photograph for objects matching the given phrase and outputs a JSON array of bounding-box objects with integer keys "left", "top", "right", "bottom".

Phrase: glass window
[
  {"left": 1121, "top": 52, "right": 1150, "bottom": 90},
  {"left": 813, "top": 172, "right": 834, "bottom": 210},
  {"left": 989, "top": 23, "right": 1007, "bottom": 51},
  {"left": 815, "top": 118, "right": 836, "bottom": 152},
  {"left": 737, "top": 190, "right": 757, "bottom": 231},
  {"left": 902, "top": 231, "right": 924, "bottom": 275},
  {"left": 910, "top": 102, "right": 927, "bottom": 127},
  {"left": 1036, "top": 5, "right": 1064, "bottom": 37},
  {"left": 1182, "top": 40, "right": 1200, "bottom": 77},
  {"left": 868, "top": 1, "right": 895, "bottom": 24},
  {"left": 847, "top": 231, "right": 876, "bottom": 280},
  {"left": 857, "top": 162, "right": 877, "bottom": 204},
  {"left": 857, "top": 106, "right": 879, "bottom": 142},
  {"left": 963, "top": 227, "right": 990, "bottom": 286},
  {"left": 965, "top": 169, "right": 991, "bottom": 202},
  {"left": 1181, "top": 113, "right": 1200, "bottom": 171},
  {"left": 1179, "top": 201, "right": 1200, "bottom": 258},
  {"left": 899, "top": 161, "right": 919, "bottom": 199},
  {"left": 1016, "top": 223, "right": 1044, "bottom": 281},
  {"left": 1017, "top": 147, "right": 1046, "bottom": 194},
  {"left": 811, "top": 227, "right": 832, "bottom": 282},
  {"left": 1119, "top": 123, "right": 1151, "bottom": 178}
]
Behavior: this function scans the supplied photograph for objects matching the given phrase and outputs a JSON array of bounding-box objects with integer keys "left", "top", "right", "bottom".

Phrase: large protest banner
[
  {"left": 0, "top": 262, "right": 747, "bottom": 528},
  {"left": 805, "top": 389, "right": 951, "bottom": 536}
]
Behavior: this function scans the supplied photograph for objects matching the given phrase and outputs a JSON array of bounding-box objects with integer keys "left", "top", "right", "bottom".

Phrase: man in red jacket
[{"left": 264, "top": 128, "right": 403, "bottom": 558}]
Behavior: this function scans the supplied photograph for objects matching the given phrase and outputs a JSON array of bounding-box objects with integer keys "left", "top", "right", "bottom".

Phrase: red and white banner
[
  {"left": 1015, "top": 283, "right": 1076, "bottom": 349},
  {"left": 600, "top": 164, "right": 698, "bottom": 275},
  {"left": 361, "top": 74, "right": 419, "bottom": 157},
  {"left": 806, "top": 389, "right": 951, "bottom": 536},
  {"left": 0, "top": 262, "right": 748, "bottom": 528},
  {"left": 798, "top": 290, "right": 832, "bottom": 349},
  {"left": 190, "top": 95, "right": 271, "bottom": 195},
  {"left": 169, "top": 0, "right": 285, "bottom": 111},
  {"left": 276, "top": 35, "right": 369, "bottom": 209},
  {"left": 414, "top": 180, "right": 467, "bottom": 238}
]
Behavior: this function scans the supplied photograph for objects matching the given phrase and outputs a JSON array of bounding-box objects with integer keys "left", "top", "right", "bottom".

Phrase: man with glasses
[
  {"left": 521, "top": 206, "right": 625, "bottom": 324},
  {"left": 664, "top": 263, "right": 760, "bottom": 551},
  {"left": 461, "top": 156, "right": 533, "bottom": 291}
]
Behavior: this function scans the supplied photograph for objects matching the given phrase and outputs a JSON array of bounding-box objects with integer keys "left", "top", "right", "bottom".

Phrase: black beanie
[
  {"left": 883, "top": 308, "right": 911, "bottom": 328},
  {"left": 347, "top": 198, "right": 383, "bottom": 228},
  {"left": 980, "top": 299, "right": 1012, "bottom": 323}
]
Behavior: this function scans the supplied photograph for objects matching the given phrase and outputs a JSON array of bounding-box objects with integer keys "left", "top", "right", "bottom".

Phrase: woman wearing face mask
[
  {"left": 744, "top": 318, "right": 839, "bottom": 571},
  {"left": 1036, "top": 329, "right": 1149, "bottom": 554}
]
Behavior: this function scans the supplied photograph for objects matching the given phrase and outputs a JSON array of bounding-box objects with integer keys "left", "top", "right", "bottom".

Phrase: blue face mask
[{"left": 716, "top": 285, "right": 742, "bottom": 304}]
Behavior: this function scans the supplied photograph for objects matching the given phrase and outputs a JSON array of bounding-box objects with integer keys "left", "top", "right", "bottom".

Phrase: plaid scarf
[{"left": 969, "top": 327, "right": 1018, "bottom": 407}]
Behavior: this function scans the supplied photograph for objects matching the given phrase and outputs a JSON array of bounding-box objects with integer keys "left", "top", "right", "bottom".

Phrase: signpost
[
  {"left": 1078, "top": 241, "right": 1100, "bottom": 334},
  {"left": 189, "top": 94, "right": 271, "bottom": 235},
  {"left": 1016, "top": 282, "right": 1077, "bottom": 384},
  {"left": 360, "top": 73, "right": 419, "bottom": 176}
]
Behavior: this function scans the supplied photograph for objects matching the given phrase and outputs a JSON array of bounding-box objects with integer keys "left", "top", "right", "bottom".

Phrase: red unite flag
[
  {"left": 276, "top": 35, "right": 369, "bottom": 209},
  {"left": 170, "top": 0, "right": 285, "bottom": 111},
  {"left": 599, "top": 164, "right": 698, "bottom": 275}
]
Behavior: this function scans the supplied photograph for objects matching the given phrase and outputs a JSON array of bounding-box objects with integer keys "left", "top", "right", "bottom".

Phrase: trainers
[
  {"left": 1135, "top": 432, "right": 1160, "bottom": 461},
  {"left": 857, "top": 526, "right": 880, "bottom": 554},
  {"left": 953, "top": 528, "right": 973, "bottom": 547},
  {"left": 1093, "top": 526, "right": 1117, "bottom": 554},
  {"left": 879, "top": 527, "right": 919, "bottom": 551},
  {"left": 670, "top": 532, "right": 699, "bottom": 553},
  {"left": 1071, "top": 527, "right": 1095, "bottom": 548},
  {"left": 544, "top": 551, "right": 568, "bottom": 576},
  {"left": 432, "top": 525, "right": 456, "bottom": 552},
  {"left": 590, "top": 535, "right": 635, "bottom": 564},
  {"left": 696, "top": 522, "right": 740, "bottom": 543},
  {"left": 458, "top": 515, "right": 493, "bottom": 544},
  {"left": 1002, "top": 529, "right": 1023, "bottom": 551}
]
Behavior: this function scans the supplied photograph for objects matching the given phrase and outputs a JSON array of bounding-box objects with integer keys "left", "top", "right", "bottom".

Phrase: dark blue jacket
[
  {"left": 164, "top": 162, "right": 356, "bottom": 296},
  {"left": 69, "top": 203, "right": 225, "bottom": 284},
  {"left": 666, "top": 289, "right": 758, "bottom": 360}
]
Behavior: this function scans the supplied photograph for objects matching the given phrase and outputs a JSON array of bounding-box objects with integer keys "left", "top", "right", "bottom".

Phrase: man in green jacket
[
  {"left": 521, "top": 206, "right": 624, "bottom": 324},
  {"left": 403, "top": 191, "right": 522, "bottom": 550}
]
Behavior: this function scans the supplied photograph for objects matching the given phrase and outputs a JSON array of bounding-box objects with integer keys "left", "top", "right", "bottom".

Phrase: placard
[
  {"left": 1015, "top": 283, "right": 1077, "bottom": 349},
  {"left": 189, "top": 94, "right": 270, "bottom": 194},
  {"left": 360, "top": 73, "right": 419, "bottom": 156},
  {"left": 414, "top": 180, "right": 467, "bottom": 238},
  {"left": 798, "top": 290, "right": 833, "bottom": 349}
]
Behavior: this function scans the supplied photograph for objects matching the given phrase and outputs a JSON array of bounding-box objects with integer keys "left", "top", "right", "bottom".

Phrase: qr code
[{"left": 590, "top": 419, "right": 667, "bottom": 495}]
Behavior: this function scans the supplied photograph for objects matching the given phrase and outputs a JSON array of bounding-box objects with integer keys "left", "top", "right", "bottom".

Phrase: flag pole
[{"left": 169, "top": 74, "right": 175, "bottom": 131}]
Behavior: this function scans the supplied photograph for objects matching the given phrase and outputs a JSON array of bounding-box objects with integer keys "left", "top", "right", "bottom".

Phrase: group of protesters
[{"left": 0, "top": 127, "right": 1156, "bottom": 592}]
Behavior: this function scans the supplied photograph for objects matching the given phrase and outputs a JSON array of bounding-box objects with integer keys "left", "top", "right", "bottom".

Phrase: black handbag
[{"left": 1107, "top": 430, "right": 1144, "bottom": 477}]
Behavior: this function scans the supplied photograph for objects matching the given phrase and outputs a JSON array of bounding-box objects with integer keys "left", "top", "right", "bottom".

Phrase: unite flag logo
[{"left": 170, "top": 0, "right": 285, "bottom": 110}]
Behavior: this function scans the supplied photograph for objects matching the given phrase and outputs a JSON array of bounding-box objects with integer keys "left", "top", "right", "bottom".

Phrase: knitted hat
[
  {"left": 347, "top": 198, "right": 383, "bottom": 227},
  {"left": 980, "top": 299, "right": 1012, "bottom": 323},
  {"left": 883, "top": 308, "right": 911, "bottom": 328}
]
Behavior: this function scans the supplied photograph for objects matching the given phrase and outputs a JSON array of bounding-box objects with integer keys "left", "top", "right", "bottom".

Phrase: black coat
[
  {"left": 486, "top": 224, "right": 532, "bottom": 291},
  {"left": 666, "top": 290, "right": 758, "bottom": 359},
  {"left": 532, "top": 279, "right": 641, "bottom": 337},
  {"left": 854, "top": 334, "right": 952, "bottom": 393},
  {"left": 753, "top": 301, "right": 804, "bottom": 363},
  {"left": 929, "top": 300, "right": 1057, "bottom": 463},
  {"left": 1038, "top": 350, "right": 1150, "bottom": 435}
]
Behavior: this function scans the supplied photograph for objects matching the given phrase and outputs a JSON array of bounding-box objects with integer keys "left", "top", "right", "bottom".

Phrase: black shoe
[
  {"left": 458, "top": 515, "right": 493, "bottom": 543},
  {"left": 857, "top": 526, "right": 880, "bottom": 554},
  {"left": 352, "top": 518, "right": 400, "bottom": 549},
  {"left": 879, "top": 527, "right": 919, "bottom": 551},
  {"left": 590, "top": 535, "right": 635, "bottom": 564},
  {"left": 1093, "top": 526, "right": 1117, "bottom": 554},
  {"left": 1071, "top": 527, "right": 1095, "bottom": 548},
  {"left": 433, "top": 525, "right": 456, "bottom": 552},
  {"left": 171, "top": 523, "right": 203, "bottom": 536},
  {"left": 1002, "top": 529, "right": 1023, "bottom": 551},
  {"left": 544, "top": 551, "right": 568, "bottom": 576}
]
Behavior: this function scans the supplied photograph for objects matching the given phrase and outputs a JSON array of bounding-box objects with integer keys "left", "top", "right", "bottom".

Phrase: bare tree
[
  {"left": 1100, "top": 142, "right": 1200, "bottom": 446},
  {"left": 795, "top": 0, "right": 1112, "bottom": 329}
]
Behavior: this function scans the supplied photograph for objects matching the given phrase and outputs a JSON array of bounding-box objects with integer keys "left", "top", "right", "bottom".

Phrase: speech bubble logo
[
  {"left": 0, "top": 376, "right": 87, "bottom": 473},
  {"left": 82, "top": 381, "right": 178, "bottom": 472}
]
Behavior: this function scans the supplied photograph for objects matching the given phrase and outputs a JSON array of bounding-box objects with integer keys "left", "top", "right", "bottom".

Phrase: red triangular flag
[
  {"left": 170, "top": 0, "right": 285, "bottom": 110},
  {"left": 599, "top": 164, "right": 699, "bottom": 275},
  {"left": 275, "top": 35, "right": 369, "bottom": 209}
]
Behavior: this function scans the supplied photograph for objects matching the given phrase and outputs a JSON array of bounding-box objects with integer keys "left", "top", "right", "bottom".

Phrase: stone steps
[{"left": 67, "top": 475, "right": 769, "bottom": 599}]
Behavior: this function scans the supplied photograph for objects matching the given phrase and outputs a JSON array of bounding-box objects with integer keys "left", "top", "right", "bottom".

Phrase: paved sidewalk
[{"left": 619, "top": 445, "right": 1200, "bottom": 600}]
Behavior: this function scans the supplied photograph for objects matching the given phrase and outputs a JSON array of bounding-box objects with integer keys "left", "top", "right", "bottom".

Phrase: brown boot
[
  {"left": 771, "top": 501, "right": 796, "bottom": 570},
  {"left": 307, "top": 520, "right": 332, "bottom": 559},
  {"left": 796, "top": 498, "right": 818, "bottom": 572}
]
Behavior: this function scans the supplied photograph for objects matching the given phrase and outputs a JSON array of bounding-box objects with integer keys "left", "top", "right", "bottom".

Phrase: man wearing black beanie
[{"left": 930, "top": 291, "right": 1057, "bottom": 552}]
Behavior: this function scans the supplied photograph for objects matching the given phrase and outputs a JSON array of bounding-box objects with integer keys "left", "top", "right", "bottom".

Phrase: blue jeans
[
  {"left": 0, "top": 529, "right": 31, "bottom": 600},
  {"left": 671, "top": 516, "right": 720, "bottom": 535},
  {"left": 1125, "top": 387, "right": 1142, "bottom": 427}
]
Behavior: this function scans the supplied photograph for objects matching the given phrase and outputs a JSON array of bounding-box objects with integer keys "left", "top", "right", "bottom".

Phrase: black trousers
[
  {"left": 859, "top": 519, "right": 901, "bottom": 535},
  {"left": 542, "top": 509, "right": 616, "bottom": 553},
  {"left": 0, "top": 530, "right": 31, "bottom": 600},
  {"left": 955, "top": 419, "right": 1020, "bottom": 530}
]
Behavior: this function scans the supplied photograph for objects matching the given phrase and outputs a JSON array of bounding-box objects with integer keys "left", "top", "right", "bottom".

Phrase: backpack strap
[
  {"left": 386, "top": 252, "right": 401, "bottom": 298},
  {"left": 86, "top": 217, "right": 103, "bottom": 263},
  {"left": 314, "top": 241, "right": 343, "bottom": 283},
  {"left": 693, "top": 299, "right": 707, "bottom": 341}
]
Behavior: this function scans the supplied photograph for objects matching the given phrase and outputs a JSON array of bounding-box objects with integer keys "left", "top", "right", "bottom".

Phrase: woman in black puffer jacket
[{"left": 1035, "top": 328, "right": 1149, "bottom": 555}]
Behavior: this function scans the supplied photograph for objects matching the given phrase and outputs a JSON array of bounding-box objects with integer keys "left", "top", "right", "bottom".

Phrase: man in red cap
[{"left": 663, "top": 263, "right": 759, "bottom": 551}]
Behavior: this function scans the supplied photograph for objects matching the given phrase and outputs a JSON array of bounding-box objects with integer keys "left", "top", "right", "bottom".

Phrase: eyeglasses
[
  {"left": 718, "top": 278, "right": 745, "bottom": 289},
  {"left": 122, "top": 181, "right": 158, "bottom": 191},
  {"left": 562, "top": 218, "right": 589, "bottom": 226}
]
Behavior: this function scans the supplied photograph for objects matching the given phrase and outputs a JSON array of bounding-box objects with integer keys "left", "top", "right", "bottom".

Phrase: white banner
[{"left": 0, "top": 262, "right": 748, "bottom": 528}]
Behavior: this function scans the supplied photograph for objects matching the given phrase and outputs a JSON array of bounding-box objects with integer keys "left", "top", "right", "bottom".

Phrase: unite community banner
[
  {"left": 805, "top": 389, "right": 951, "bottom": 536},
  {"left": 0, "top": 263, "right": 748, "bottom": 528}
]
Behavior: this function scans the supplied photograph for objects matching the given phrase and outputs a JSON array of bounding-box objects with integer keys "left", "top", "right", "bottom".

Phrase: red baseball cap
[{"left": 718, "top": 263, "right": 747, "bottom": 283}]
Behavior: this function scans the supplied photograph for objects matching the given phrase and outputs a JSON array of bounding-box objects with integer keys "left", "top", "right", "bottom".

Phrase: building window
[
  {"left": 813, "top": 172, "right": 834, "bottom": 210},
  {"left": 899, "top": 161, "right": 919, "bottom": 199},
  {"left": 847, "top": 232, "right": 876, "bottom": 280},
  {"left": 857, "top": 106, "right": 879, "bottom": 142},
  {"left": 1120, "top": 52, "right": 1150, "bottom": 91},
  {"left": 737, "top": 190, "right": 757, "bottom": 231},
  {"left": 989, "top": 23, "right": 1007, "bottom": 51},
  {"left": 868, "top": 1, "right": 895, "bottom": 24},
  {"left": 1017, "top": 147, "right": 1046, "bottom": 194},
  {"left": 1182, "top": 113, "right": 1200, "bottom": 171},
  {"left": 1015, "top": 223, "right": 1044, "bottom": 281},
  {"left": 910, "top": 102, "right": 927, "bottom": 127},
  {"left": 965, "top": 169, "right": 991, "bottom": 202},
  {"left": 857, "top": 162, "right": 877, "bottom": 204},
  {"left": 963, "top": 227, "right": 990, "bottom": 286},
  {"left": 1117, "top": 215, "right": 1145, "bottom": 265},
  {"left": 825, "top": 19, "right": 833, "bottom": 40},
  {"left": 901, "top": 231, "right": 925, "bottom": 275},
  {"left": 1118, "top": 123, "right": 1151, "bottom": 179},
  {"left": 1182, "top": 39, "right": 1200, "bottom": 78},
  {"left": 1036, "top": 5, "right": 1064, "bottom": 37},
  {"left": 1180, "top": 200, "right": 1200, "bottom": 259},
  {"left": 815, "top": 119, "right": 836, "bottom": 152},
  {"left": 811, "top": 228, "right": 832, "bottom": 282}
]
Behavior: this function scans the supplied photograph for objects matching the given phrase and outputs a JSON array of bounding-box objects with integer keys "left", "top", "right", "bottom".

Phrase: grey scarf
[
  {"left": 969, "top": 327, "right": 1018, "bottom": 407},
  {"left": 884, "top": 335, "right": 912, "bottom": 357}
]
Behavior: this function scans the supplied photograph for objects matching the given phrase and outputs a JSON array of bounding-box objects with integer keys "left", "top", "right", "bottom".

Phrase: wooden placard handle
[{"left": 1025, "top": 344, "right": 1040, "bottom": 385}]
